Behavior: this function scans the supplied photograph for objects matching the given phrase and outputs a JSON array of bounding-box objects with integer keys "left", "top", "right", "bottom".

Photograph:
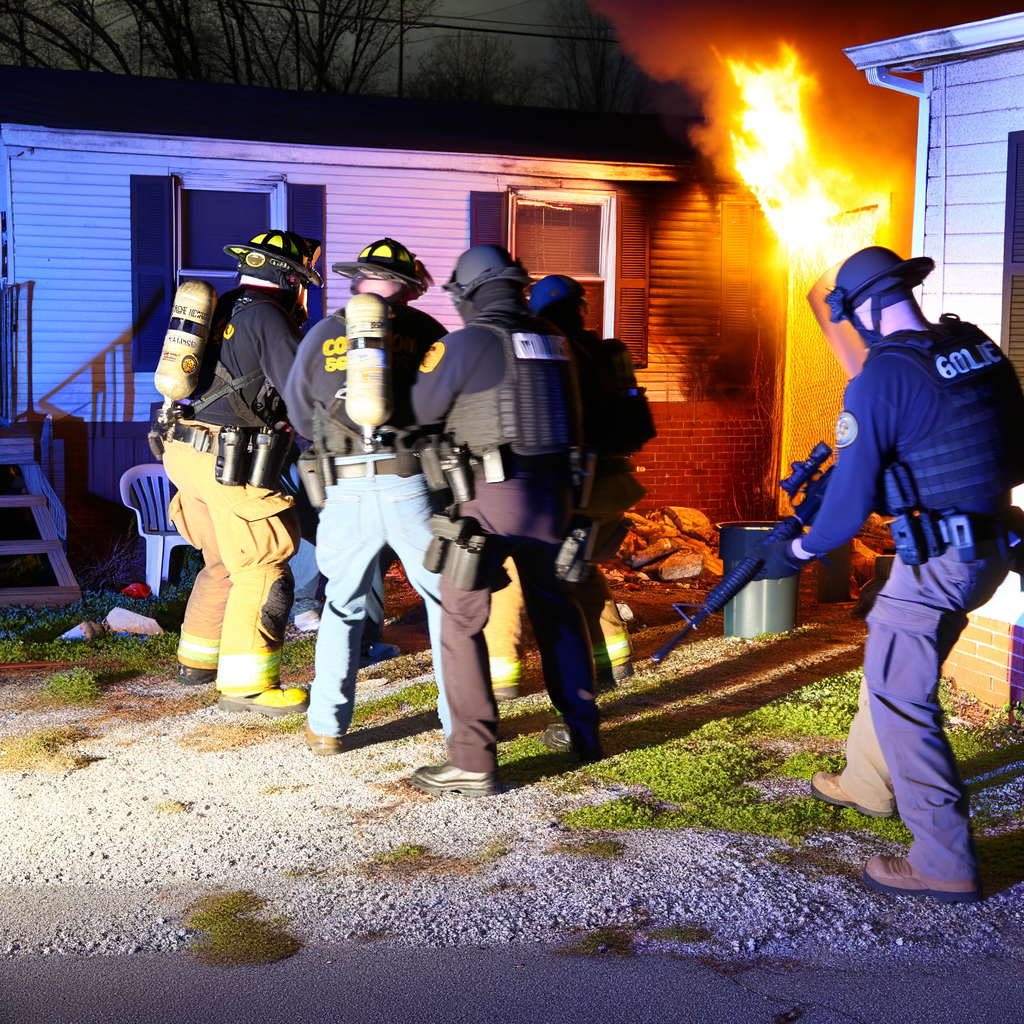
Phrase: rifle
[{"left": 651, "top": 441, "right": 834, "bottom": 664}]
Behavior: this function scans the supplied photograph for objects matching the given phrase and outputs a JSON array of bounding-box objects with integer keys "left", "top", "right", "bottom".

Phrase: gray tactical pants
[{"left": 846, "top": 549, "right": 1007, "bottom": 881}]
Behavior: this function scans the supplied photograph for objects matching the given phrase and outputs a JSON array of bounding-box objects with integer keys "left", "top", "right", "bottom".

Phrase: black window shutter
[
  {"left": 288, "top": 184, "right": 326, "bottom": 328},
  {"left": 130, "top": 175, "right": 174, "bottom": 372},
  {"left": 615, "top": 192, "right": 649, "bottom": 369},
  {"left": 470, "top": 192, "right": 508, "bottom": 247},
  {"left": 1003, "top": 131, "right": 1024, "bottom": 381}
]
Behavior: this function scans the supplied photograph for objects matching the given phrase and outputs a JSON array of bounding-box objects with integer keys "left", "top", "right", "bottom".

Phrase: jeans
[{"left": 308, "top": 473, "right": 449, "bottom": 738}]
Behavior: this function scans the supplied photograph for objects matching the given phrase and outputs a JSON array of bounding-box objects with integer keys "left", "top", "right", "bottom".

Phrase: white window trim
[
  {"left": 171, "top": 171, "right": 288, "bottom": 285},
  {"left": 508, "top": 188, "right": 617, "bottom": 338}
]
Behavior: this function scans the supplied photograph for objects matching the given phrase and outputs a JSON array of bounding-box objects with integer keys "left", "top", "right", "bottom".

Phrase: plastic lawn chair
[{"left": 119, "top": 465, "right": 191, "bottom": 597}]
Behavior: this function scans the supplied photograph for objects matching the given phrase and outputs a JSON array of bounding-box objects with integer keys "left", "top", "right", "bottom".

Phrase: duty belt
[
  {"left": 168, "top": 421, "right": 222, "bottom": 454},
  {"left": 332, "top": 454, "right": 408, "bottom": 479}
]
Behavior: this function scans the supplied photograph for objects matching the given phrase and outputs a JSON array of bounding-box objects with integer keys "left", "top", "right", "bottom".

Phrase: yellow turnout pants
[{"left": 163, "top": 438, "right": 300, "bottom": 695}]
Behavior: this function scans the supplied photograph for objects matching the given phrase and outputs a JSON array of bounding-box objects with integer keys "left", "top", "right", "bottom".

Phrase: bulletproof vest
[
  {"left": 192, "top": 291, "right": 287, "bottom": 428},
  {"left": 870, "top": 318, "right": 1024, "bottom": 513},
  {"left": 445, "top": 313, "right": 581, "bottom": 457}
]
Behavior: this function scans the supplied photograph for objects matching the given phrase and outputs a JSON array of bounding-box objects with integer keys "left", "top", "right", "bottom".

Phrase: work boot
[
  {"left": 218, "top": 687, "right": 310, "bottom": 717},
  {"left": 811, "top": 771, "right": 895, "bottom": 818},
  {"left": 304, "top": 720, "right": 342, "bottom": 756},
  {"left": 178, "top": 663, "right": 217, "bottom": 686},
  {"left": 541, "top": 720, "right": 603, "bottom": 764},
  {"left": 862, "top": 855, "right": 983, "bottom": 904},
  {"left": 493, "top": 682, "right": 520, "bottom": 701},
  {"left": 409, "top": 762, "right": 500, "bottom": 798}
]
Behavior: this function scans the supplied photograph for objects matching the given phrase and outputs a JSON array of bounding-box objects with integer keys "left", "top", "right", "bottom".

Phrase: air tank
[
  {"left": 153, "top": 279, "right": 219, "bottom": 401},
  {"left": 344, "top": 292, "right": 393, "bottom": 451}
]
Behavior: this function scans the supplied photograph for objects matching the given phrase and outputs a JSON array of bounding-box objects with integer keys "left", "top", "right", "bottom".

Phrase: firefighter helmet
[
  {"left": 332, "top": 237, "right": 432, "bottom": 297},
  {"left": 224, "top": 230, "right": 323, "bottom": 289}
]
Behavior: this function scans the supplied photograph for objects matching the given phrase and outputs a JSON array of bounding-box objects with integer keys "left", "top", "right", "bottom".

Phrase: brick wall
[
  {"left": 632, "top": 398, "right": 774, "bottom": 523},
  {"left": 942, "top": 614, "right": 1024, "bottom": 708}
]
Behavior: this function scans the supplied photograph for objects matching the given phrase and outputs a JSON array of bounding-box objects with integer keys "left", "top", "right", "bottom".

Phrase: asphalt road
[{"left": 2, "top": 946, "right": 1022, "bottom": 1024}]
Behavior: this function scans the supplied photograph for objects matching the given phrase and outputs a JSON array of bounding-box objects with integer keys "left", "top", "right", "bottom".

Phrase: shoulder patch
[
  {"left": 419, "top": 341, "right": 445, "bottom": 373},
  {"left": 223, "top": 324, "right": 235, "bottom": 340},
  {"left": 835, "top": 411, "right": 858, "bottom": 449}
]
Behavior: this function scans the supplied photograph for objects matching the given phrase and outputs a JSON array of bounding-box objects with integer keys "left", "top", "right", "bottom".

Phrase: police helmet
[
  {"left": 442, "top": 245, "right": 531, "bottom": 304},
  {"left": 332, "top": 238, "right": 432, "bottom": 297},
  {"left": 826, "top": 246, "right": 933, "bottom": 327},
  {"left": 528, "top": 275, "right": 585, "bottom": 316},
  {"left": 224, "top": 230, "right": 323, "bottom": 288}
]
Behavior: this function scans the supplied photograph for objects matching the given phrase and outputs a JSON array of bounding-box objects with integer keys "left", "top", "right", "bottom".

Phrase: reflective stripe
[
  {"left": 489, "top": 656, "right": 523, "bottom": 685},
  {"left": 177, "top": 631, "right": 221, "bottom": 666},
  {"left": 216, "top": 651, "right": 282, "bottom": 692},
  {"left": 595, "top": 633, "right": 631, "bottom": 668}
]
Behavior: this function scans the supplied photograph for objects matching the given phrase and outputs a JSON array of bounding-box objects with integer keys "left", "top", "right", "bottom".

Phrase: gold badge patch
[
  {"left": 180, "top": 355, "right": 198, "bottom": 374},
  {"left": 224, "top": 324, "right": 235, "bottom": 340},
  {"left": 419, "top": 341, "right": 445, "bottom": 373}
]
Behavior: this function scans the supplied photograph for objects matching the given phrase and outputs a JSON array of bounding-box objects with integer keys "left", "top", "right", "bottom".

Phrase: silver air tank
[
  {"left": 343, "top": 292, "right": 393, "bottom": 451},
  {"left": 153, "top": 280, "right": 219, "bottom": 403}
]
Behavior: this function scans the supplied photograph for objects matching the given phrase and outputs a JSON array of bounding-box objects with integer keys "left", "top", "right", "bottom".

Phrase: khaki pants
[
  {"left": 163, "top": 438, "right": 300, "bottom": 694},
  {"left": 840, "top": 678, "right": 896, "bottom": 814}
]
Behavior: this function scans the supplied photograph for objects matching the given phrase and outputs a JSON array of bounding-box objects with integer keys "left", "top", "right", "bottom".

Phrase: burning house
[{"left": 0, "top": 65, "right": 783, "bottom": 571}]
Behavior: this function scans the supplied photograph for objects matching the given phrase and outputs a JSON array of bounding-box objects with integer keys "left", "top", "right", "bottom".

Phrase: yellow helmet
[
  {"left": 224, "top": 230, "right": 323, "bottom": 288},
  {"left": 331, "top": 237, "right": 431, "bottom": 297}
]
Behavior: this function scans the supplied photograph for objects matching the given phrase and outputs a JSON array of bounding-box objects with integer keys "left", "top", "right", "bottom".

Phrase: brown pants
[
  {"left": 164, "top": 438, "right": 300, "bottom": 694},
  {"left": 840, "top": 678, "right": 896, "bottom": 814}
]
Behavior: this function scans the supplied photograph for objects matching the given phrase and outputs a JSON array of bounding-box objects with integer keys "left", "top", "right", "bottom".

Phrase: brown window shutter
[
  {"left": 470, "top": 192, "right": 508, "bottom": 248},
  {"left": 615, "top": 194, "right": 649, "bottom": 368},
  {"left": 721, "top": 201, "right": 752, "bottom": 344},
  {"left": 1003, "top": 130, "right": 1024, "bottom": 380}
]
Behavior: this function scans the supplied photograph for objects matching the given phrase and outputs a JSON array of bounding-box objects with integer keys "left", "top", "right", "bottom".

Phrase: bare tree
[
  {"left": 406, "top": 32, "right": 537, "bottom": 106},
  {"left": 545, "top": 0, "right": 649, "bottom": 114}
]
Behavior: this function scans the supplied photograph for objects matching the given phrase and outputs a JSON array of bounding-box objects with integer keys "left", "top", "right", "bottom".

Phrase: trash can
[{"left": 718, "top": 522, "right": 800, "bottom": 638}]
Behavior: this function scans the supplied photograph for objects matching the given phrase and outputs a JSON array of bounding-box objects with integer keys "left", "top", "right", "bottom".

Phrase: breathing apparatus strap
[{"left": 190, "top": 366, "right": 266, "bottom": 418}]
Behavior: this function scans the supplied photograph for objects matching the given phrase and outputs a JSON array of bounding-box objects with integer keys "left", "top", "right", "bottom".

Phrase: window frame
[{"left": 508, "top": 188, "right": 617, "bottom": 338}]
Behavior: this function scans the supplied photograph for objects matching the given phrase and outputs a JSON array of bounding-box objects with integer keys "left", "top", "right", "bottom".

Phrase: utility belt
[
  {"left": 889, "top": 509, "right": 1009, "bottom": 566},
  {"left": 422, "top": 513, "right": 493, "bottom": 590},
  {"left": 295, "top": 446, "right": 420, "bottom": 509},
  {"left": 167, "top": 420, "right": 293, "bottom": 490}
]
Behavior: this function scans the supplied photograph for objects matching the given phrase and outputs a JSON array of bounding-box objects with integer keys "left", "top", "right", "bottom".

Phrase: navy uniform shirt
[
  {"left": 195, "top": 289, "right": 301, "bottom": 427},
  {"left": 802, "top": 337, "right": 1007, "bottom": 556},
  {"left": 285, "top": 301, "right": 447, "bottom": 442},
  {"left": 410, "top": 324, "right": 505, "bottom": 424}
]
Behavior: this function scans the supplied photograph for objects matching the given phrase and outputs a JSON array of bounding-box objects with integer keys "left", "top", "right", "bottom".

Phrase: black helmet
[
  {"left": 225, "top": 230, "right": 323, "bottom": 288},
  {"left": 826, "top": 246, "right": 933, "bottom": 332},
  {"left": 442, "top": 245, "right": 531, "bottom": 303},
  {"left": 332, "top": 237, "right": 432, "bottom": 297}
]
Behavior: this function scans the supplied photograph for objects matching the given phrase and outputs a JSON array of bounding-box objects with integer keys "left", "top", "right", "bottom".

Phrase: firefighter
[
  {"left": 164, "top": 230, "right": 320, "bottom": 716},
  {"left": 408, "top": 246, "right": 601, "bottom": 797},
  {"left": 282, "top": 238, "right": 452, "bottom": 753},
  {"left": 757, "top": 246, "right": 1024, "bottom": 902},
  {"left": 483, "top": 275, "right": 654, "bottom": 710}
]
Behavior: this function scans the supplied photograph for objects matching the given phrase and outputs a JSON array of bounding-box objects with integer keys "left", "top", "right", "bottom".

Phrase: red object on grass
[{"left": 121, "top": 583, "right": 152, "bottom": 599}]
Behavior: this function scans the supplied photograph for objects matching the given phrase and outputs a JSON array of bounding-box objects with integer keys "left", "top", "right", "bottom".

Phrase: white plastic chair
[{"left": 119, "top": 465, "right": 191, "bottom": 597}]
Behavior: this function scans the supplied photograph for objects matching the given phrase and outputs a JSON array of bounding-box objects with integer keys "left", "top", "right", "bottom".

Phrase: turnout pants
[
  {"left": 308, "top": 474, "right": 449, "bottom": 739},
  {"left": 441, "top": 476, "right": 599, "bottom": 773},
  {"left": 844, "top": 549, "right": 1007, "bottom": 881},
  {"left": 163, "top": 438, "right": 300, "bottom": 693}
]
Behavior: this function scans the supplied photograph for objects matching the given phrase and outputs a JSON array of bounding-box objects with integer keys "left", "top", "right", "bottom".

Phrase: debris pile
[{"left": 615, "top": 507, "right": 724, "bottom": 582}]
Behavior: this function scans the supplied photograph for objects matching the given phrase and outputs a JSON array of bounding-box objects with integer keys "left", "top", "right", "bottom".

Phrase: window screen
[
  {"left": 181, "top": 190, "right": 271, "bottom": 292},
  {"left": 514, "top": 202, "right": 602, "bottom": 277}
]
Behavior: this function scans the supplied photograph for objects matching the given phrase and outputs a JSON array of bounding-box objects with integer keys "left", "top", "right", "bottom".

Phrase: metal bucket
[{"left": 718, "top": 522, "right": 800, "bottom": 638}]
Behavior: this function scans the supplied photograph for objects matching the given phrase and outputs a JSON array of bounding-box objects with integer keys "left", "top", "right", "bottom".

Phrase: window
[{"left": 1003, "top": 130, "right": 1024, "bottom": 381}]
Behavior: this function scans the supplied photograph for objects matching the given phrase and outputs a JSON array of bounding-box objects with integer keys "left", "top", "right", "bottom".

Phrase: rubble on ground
[{"left": 614, "top": 507, "right": 724, "bottom": 581}]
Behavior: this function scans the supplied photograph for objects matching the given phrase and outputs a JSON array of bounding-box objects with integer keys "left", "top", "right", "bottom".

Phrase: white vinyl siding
[
  {"left": 1, "top": 125, "right": 674, "bottom": 424},
  {"left": 922, "top": 51, "right": 1024, "bottom": 340}
]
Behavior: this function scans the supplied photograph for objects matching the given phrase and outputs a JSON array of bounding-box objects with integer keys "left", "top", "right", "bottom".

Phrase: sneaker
[
  {"left": 862, "top": 855, "right": 983, "bottom": 904},
  {"left": 359, "top": 642, "right": 401, "bottom": 668},
  {"left": 178, "top": 663, "right": 217, "bottom": 686},
  {"left": 218, "top": 687, "right": 310, "bottom": 717},
  {"left": 811, "top": 771, "right": 895, "bottom": 818},
  {"left": 409, "top": 762, "right": 500, "bottom": 798}
]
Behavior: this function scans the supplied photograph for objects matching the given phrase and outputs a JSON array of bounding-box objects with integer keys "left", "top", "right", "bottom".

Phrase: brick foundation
[{"left": 942, "top": 614, "right": 1024, "bottom": 708}]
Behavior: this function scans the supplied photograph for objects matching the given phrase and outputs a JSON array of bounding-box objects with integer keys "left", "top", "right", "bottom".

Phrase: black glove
[{"left": 753, "top": 538, "right": 812, "bottom": 580}]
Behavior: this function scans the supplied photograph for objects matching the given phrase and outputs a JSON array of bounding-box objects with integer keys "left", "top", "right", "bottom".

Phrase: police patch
[
  {"left": 180, "top": 355, "right": 198, "bottom": 374},
  {"left": 419, "top": 341, "right": 445, "bottom": 373},
  {"left": 835, "top": 411, "right": 858, "bottom": 448},
  {"left": 224, "top": 324, "right": 235, "bottom": 340}
]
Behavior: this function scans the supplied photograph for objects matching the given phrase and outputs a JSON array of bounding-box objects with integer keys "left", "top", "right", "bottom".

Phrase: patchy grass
[
  {"left": 778, "top": 751, "right": 845, "bottom": 780},
  {"left": 361, "top": 844, "right": 477, "bottom": 879},
  {"left": 43, "top": 667, "right": 101, "bottom": 705},
  {"left": 374, "top": 844, "right": 428, "bottom": 864},
  {"left": 548, "top": 838, "right": 623, "bottom": 860},
  {"left": 480, "top": 840, "right": 511, "bottom": 861},
  {"left": 646, "top": 924, "right": 711, "bottom": 943},
  {"left": 351, "top": 682, "right": 439, "bottom": 727},
  {"left": 178, "top": 714, "right": 306, "bottom": 752},
  {"left": 155, "top": 800, "right": 192, "bottom": 814},
  {"left": 187, "top": 890, "right": 301, "bottom": 965},
  {"left": 0, "top": 726, "right": 95, "bottom": 772},
  {"left": 558, "top": 926, "right": 635, "bottom": 957},
  {"left": 767, "top": 846, "right": 861, "bottom": 880},
  {"left": 260, "top": 784, "right": 310, "bottom": 796}
]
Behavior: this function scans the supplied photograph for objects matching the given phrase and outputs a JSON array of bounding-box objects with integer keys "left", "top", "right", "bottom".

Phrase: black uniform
[{"left": 412, "top": 279, "right": 601, "bottom": 772}]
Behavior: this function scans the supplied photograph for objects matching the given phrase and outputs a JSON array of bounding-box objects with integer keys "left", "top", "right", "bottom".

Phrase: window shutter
[
  {"left": 615, "top": 193, "right": 649, "bottom": 368},
  {"left": 721, "top": 202, "right": 753, "bottom": 344},
  {"left": 470, "top": 192, "right": 508, "bottom": 247},
  {"left": 288, "top": 184, "right": 326, "bottom": 328},
  {"left": 130, "top": 175, "right": 174, "bottom": 373},
  {"left": 1003, "top": 131, "right": 1024, "bottom": 380}
]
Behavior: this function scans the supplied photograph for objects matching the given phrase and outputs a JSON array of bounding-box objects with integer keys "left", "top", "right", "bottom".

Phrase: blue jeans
[{"left": 308, "top": 473, "right": 449, "bottom": 737}]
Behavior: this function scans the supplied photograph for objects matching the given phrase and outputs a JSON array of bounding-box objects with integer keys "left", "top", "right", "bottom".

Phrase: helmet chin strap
[{"left": 850, "top": 285, "right": 911, "bottom": 345}]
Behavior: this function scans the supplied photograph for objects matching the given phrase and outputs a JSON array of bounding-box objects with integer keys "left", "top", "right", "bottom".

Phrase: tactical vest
[
  {"left": 869, "top": 317, "right": 1024, "bottom": 514},
  {"left": 445, "top": 314, "right": 580, "bottom": 457}
]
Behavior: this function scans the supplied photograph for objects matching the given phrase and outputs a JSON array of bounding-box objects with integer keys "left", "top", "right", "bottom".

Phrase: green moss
[
  {"left": 778, "top": 751, "right": 845, "bottom": 780},
  {"left": 548, "top": 839, "right": 623, "bottom": 859},
  {"left": 647, "top": 925, "right": 711, "bottom": 943},
  {"left": 43, "top": 667, "right": 101, "bottom": 705},
  {"left": 351, "top": 682, "right": 439, "bottom": 727},
  {"left": 558, "top": 926, "right": 635, "bottom": 957},
  {"left": 373, "top": 844, "right": 427, "bottom": 864},
  {"left": 187, "top": 890, "right": 301, "bottom": 965}
]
